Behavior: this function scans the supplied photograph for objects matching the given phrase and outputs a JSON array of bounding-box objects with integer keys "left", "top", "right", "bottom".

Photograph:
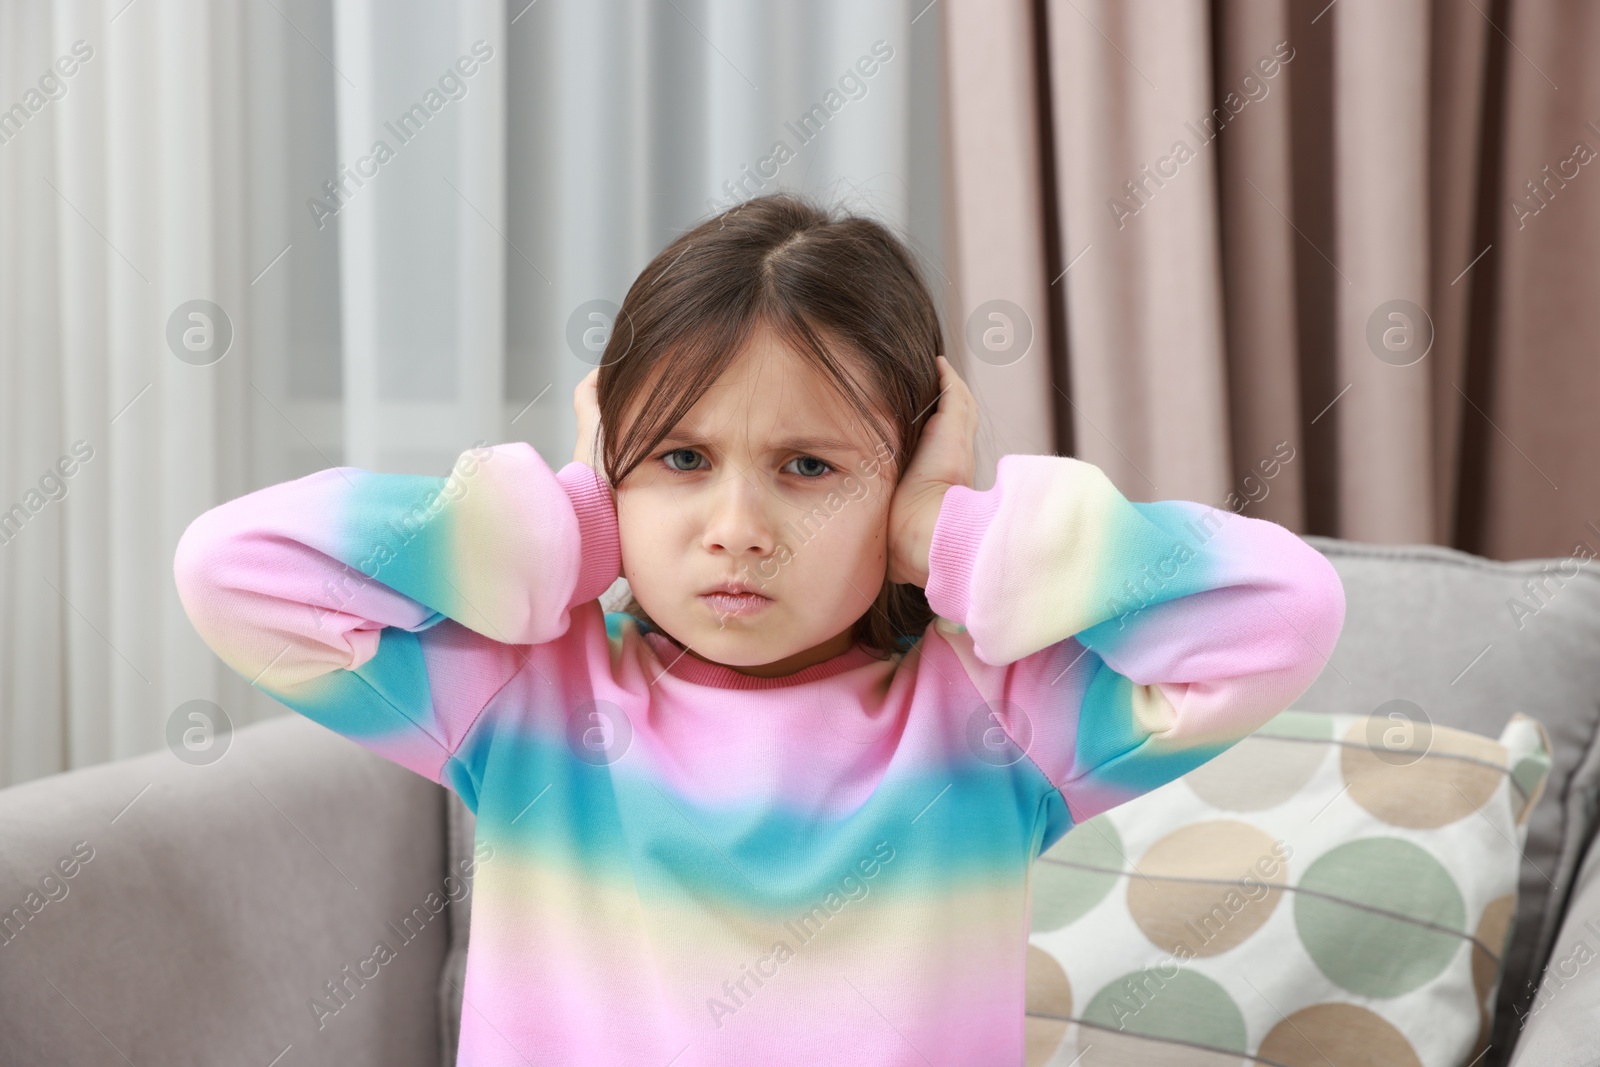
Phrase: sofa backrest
[{"left": 0, "top": 713, "right": 451, "bottom": 1067}]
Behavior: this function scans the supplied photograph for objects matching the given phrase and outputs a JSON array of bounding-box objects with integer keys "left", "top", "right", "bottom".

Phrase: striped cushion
[{"left": 1026, "top": 708, "right": 1551, "bottom": 1067}]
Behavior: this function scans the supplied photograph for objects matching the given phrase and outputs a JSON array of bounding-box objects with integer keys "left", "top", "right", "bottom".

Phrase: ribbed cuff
[
  {"left": 923, "top": 481, "right": 1002, "bottom": 625},
  {"left": 556, "top": 460, "right": 622, "bottom": 608}
]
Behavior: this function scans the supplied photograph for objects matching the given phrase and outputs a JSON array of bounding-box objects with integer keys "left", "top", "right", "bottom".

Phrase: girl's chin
[{"left": 682, "top": 637, "right": 782, "bottom": 669}]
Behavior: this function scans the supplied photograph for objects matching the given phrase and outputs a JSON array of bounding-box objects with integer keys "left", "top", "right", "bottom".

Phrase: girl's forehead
[
  {"left": 686, "top": 347, "right": 886, "bottom": 446},
  {"left": 627, "top": 334, "right": 890, "bottom": 448},
  {"left": 667, "top": 404, "right": 873, "bottom": 457}
]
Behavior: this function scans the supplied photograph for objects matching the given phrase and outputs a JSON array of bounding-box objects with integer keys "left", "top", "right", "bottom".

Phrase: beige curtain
[{"left": 940, "top": 0, "right": 1597, "bottom": 562}]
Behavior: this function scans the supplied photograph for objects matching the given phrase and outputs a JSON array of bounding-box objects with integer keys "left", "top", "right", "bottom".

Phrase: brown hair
[{"left": 595, "top": 191, "right": 945, "bottom": 658}]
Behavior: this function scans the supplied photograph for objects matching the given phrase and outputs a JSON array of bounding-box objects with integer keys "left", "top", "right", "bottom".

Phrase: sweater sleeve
[
  {"left": 923, "top": 453, "right": 1345, "bottom": 835},
  {"left": 172, "top": 441, "right": 620, "bottom": 805}
]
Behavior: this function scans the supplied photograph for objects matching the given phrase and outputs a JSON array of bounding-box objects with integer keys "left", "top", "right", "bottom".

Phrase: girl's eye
[
  {"left": 661, "top": 448, "right": 704, "bottom": 473},
  {"left": 785, "top": 455, "right": 834, "bottom": 479}
]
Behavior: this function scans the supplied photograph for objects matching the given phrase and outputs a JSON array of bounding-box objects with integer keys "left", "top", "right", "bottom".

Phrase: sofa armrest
[
  {"left": 1507, "top": 830, "right": 1600, "bottom": 1067},
  {"left": 0, "top": 713, "right": 451, "bottom": 1067}
]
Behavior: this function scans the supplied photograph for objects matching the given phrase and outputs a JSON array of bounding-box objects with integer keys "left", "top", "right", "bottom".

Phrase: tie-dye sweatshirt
[{"left": 172, "top": 441, "right": 1344, "bottom": 1066}]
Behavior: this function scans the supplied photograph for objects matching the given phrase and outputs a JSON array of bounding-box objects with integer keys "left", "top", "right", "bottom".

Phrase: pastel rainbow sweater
[{"left": 172, "top": 441, "right": 1345, "bottom": 1065}]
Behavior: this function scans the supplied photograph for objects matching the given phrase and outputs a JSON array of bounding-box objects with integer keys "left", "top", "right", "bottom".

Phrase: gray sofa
[{"left": 2, "top": 534, "right": 1598, "bottom": 1066}]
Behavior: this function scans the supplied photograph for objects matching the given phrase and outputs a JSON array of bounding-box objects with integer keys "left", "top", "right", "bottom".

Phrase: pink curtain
[{"left": 941, "top": 0, "right": 1599, "bottom": 563}]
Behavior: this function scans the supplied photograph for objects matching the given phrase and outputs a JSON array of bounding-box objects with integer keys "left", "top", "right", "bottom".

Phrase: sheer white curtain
[{"left": 0, "top": 0, "right": 946, "bottom": 788}]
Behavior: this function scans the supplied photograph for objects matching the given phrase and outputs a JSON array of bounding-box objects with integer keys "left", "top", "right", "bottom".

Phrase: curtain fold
[
  {"left": 1421, "top": 1, "right": 1489, "bottom": 543},
  {"left": 1332, "top": 0, "right": 1434, "bottom": 541},
  {"left": 938, "top": 0, "right": 1056, "bottom": 483},
  {"left": 1056, "top": 0, "right": 1235, "bottom": 504},
  {"left": 1482, "top": 1, "right": 1600, "bottom": 558},
  {"left": 0, "top": 0, "right": 260, "bottom": 778},
  {"left": 1214, "top": 0, "right": 1304, "bottom": 531}
]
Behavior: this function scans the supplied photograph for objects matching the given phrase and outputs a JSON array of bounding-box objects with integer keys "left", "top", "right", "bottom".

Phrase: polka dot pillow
[{"left": 1025, "top": 708, "right": 1551, "bottom": 1067}]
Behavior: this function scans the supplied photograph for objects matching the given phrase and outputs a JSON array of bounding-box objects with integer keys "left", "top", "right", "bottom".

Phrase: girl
[{"left": 174, "top": 192, "right": 1345, "bottom": 1065}]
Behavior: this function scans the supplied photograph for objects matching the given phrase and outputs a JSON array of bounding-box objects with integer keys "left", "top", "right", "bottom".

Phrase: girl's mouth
[{"left": 698, "top": 592, "right": 772, "bottom": 617}]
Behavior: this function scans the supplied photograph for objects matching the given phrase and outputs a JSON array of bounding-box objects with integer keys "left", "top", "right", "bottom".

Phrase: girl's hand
[
  {"left": 572, "top": 368, "right": 607, "bottom": 484},
  {"left": 887, "top": 355, "right": 978, "bottom": 587}
]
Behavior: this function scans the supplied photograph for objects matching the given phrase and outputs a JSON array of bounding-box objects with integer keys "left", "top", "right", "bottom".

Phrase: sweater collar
[{"left": 641, "top": 630, "right": 885, "bottom": 690}]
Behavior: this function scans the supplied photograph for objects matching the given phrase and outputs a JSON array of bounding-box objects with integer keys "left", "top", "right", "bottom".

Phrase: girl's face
[{"left": 613, "top": 328, "right": 897, "bottom": 677}]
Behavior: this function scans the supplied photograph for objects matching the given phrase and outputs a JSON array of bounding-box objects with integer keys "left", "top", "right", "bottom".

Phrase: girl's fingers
[
  {"left": 901, "top": 357, "right": 971, "bottom": 492},
  {"left": 573, "top": 368, "right": 603, "bottom": 469},
  {"left": 932, "top": 355, "right": 977, "bottom": 487}
]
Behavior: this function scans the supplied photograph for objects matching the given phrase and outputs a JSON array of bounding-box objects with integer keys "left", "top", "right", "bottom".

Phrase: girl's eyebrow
[{"left": 660, "top": 430, "right": 864, "bottom": 456}]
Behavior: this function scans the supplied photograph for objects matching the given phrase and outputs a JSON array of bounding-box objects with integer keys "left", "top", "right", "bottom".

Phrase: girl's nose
[{"left": 700, "top": 469, "right": 777, "bottom": 557}]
